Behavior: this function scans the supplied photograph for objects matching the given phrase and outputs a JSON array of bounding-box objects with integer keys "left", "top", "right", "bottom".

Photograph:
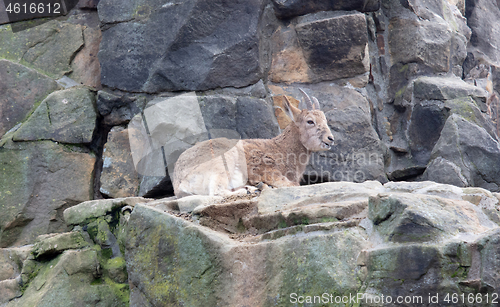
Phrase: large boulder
[{"left": 98, "top": 0, "right": 265, "bottom": 92}]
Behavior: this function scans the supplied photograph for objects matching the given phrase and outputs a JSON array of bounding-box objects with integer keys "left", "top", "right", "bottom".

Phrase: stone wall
[{"left": 1, "top": 0, "right": 500, "bottom": 305}]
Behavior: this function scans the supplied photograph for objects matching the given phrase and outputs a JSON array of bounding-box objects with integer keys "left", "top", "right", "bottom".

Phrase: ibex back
[{"left": 172, "top": 89, "right": 334, "bottom": 197}]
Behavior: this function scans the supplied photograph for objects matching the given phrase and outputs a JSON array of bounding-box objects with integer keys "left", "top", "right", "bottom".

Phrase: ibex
[{"left": 172, "top": 89, "right": 334, "bottom": 197}]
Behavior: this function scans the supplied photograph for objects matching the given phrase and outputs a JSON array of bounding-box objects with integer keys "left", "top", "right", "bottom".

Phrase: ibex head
[{"left": 282, "top": 89, "right": 334, "bottom": 152}]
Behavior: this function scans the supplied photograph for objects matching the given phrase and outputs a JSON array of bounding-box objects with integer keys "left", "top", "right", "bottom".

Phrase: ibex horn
[{"left": 299, "top": 88, "right": 319, "bottom": 110}]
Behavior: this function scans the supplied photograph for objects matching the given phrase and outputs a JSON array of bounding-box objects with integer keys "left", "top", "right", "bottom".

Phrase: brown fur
[{"left": 173, "top": 92, "right": 334, "bottom": 197}]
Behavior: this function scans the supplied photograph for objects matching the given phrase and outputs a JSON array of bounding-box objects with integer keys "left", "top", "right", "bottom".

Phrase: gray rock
[
  {"left": 0, "top": 60, "right": 59, "bottom": 138},
  {"left": 257, "top": 181, "right": 382, "bottom": 215},
  {"left": 407, "top": 102, "right": 450, "bottom": 166},
  {"left": 0, "top": 246, "right": 31, "bottom": 281},
  {"left": 0, "top": 141, "right": 95, "bottom": 247},
  {"left": 100, "top": 126, "right": 140, "bottom": 198},
  {"left": 295, "top": 12, "right": 369, "bottom": 81},
  {"left": 96, "top": 90, "right": 143, "bottom": 126},
  {"left": 413, "top": 76, "right": 487, "bottom": 102},
  {"left": 388, "top": 17, "right": 451, "bottom": 73},
  {"left": 199, "top": 96, "right": 237, "bottom": 132},
  {"left": 423, "top": 157, "right": 469, "bottom": 187},
  {"left": 271, "top": 0, "right": 380, "bottom": 19},
  {"left": 369, "top": 193, "right": 496, "bottom": 242},
  {"left": 68, "top": 24, "right": 103, "bottom": 89},
  {"left": 0, "top": 278, "right": 21, "bottom": 304},
  {"left": 424, "top": 114, "right": 500, "bottom": 192},
  {"left": 466, "top": 0, "right": 500, "bottom": 64},
  {"left": 98, "top": 0, "right": 264, "bottom": 92},
  {"left": 13, "top": 87, "right": 97, "bottom": 144},
  {"left": 126, "top": 203, "right": 369, "bottom": 306},
  {"left": 386, "top": 76, "right": 495, "bottom": 180},
  {"left": 235, "top": 97, "right": 279, "bottom": 139}
]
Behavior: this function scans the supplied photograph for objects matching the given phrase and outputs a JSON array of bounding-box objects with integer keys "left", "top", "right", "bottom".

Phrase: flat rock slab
[
  {"left": 32, "top": 232, "right": 90, "bottom": 259},
  {"left": 64, "top": 197, "right": 151, "bottom": 226},
  {"left": 257, "top": 181, "right": 383, "bottom": 215},
  {"left": 413, "top": 76, "right": 487, "bottom": 101}
]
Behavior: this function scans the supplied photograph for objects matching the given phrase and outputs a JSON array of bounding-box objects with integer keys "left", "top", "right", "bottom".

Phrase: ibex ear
[{"left": 282, "top": 95, "right": 301, "bottom": 122}]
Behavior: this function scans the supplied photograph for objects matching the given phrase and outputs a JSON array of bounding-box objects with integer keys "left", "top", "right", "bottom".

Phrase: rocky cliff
[{"left": 1, "top": 0, "right": 500, "bottom": 306}]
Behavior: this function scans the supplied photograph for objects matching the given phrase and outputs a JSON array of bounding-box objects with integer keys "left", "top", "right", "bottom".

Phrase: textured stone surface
[
  {"left": 0, "top": 279, "right": 21, "bottom": 304},
  {"left": 466, "top": 0, "right": 500, "bottom": 64},
  {"left": 271, "top": 0, "right": 380, "bottom": 19},
  {"left": 32, "top": 231, "right": 90, "bottom": 259},
  {"left": 413, "top": 76, "right": 487, "bottom": 101},
  {"left": 0, "top": 247, "right": 30, "bottom": 281},
  {"left": 295, "top": 13, "right": 369, "bottom": 81},
  {"left": 235, "top": 97, "right": 279, "bottom": 139},
  {"left": 369, "top": 192, "right": 496, "bottom": 242},
  {"left": 389, "top": 17, "right": 451, "bottom": 73},
  {"left": 68, "top": 24, "right": 102, "bottom": 89},
  {"left": 424, "top": 114, "right": 500, "bottom": 192},
  {"left": 8, "top": 248, "right": 127, "bottom": 307},
  {"left": 96, "top": 90, "right": 143, "bottom": 126},
  {"left": 0, "top": 20, "right": 84, "bottom": 78},
  {"left": 98, "top": 0, "right": 264, "bottom": 92},
  {"left": 0, "top": 60, "right": 59, "bottom": 138},
  {"left": 13, "top": 87, "right": 97, "bottom": 144},
  {"left": 127, "top": 203, "right": 368, "bottom": 306},
  {"left": 0, "top": 141, "right": 95, "bottom": 247},
  {"left": 124, "top": 181, "right": 500, "bottom": 306},
  {"left": 100, "top": 126, "right": 140, "bottom": 198},
  {"left": 198, "top": 96, "right": 237, "bottom": 133}
]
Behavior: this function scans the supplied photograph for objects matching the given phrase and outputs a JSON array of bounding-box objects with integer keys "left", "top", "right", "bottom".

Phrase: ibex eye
[{"left": 307, "top": 120, "right": 314, "bottom": 125}]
